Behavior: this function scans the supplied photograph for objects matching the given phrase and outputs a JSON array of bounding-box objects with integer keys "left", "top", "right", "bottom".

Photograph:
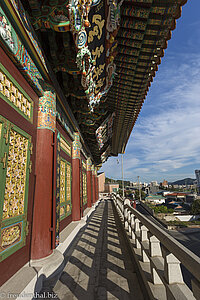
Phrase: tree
[
  {"left": 135, "top": 189, "right": 146, "bottom": 200},
  {"left": 105, "top": 177, "right": 112, "bottom": 183},
  {"left": 191, "top": 199, "right": 200, "bottom": 214},
  {"left": 153, "top": 206, "right": 174, "bottom": 214}
]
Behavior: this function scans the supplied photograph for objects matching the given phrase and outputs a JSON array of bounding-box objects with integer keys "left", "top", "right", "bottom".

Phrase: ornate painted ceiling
[{"left": 19, "top": 0, "right": 187, "bottom": 164}]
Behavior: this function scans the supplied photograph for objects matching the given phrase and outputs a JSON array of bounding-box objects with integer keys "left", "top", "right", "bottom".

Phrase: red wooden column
[
  {"left": 86, "top": 158, "right": 92, "bottom": 208},
  {"left": 95, "top": 167, "right": 99, "bottom": 201},
  {"left": 31, "top": 89, "right": 56, "bottom": 260},
  {"left": 72, "top": 133, "right": 81, "bottom": 221},
  {"left": 92, "top": 164, "right": 96, "bottom": 204}
]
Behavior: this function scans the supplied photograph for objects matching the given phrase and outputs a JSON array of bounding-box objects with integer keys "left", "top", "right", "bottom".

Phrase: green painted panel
[
  {"left": 59, "top": 158, "right": 72, "bottom": 220},
  {"left": 0, "top": 115, "right": 31, "bottom": 261}
]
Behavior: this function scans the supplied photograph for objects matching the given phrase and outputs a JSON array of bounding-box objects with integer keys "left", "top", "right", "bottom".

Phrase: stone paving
[{"left": 40, "top": 200, "right": 144, "bottom": 300}]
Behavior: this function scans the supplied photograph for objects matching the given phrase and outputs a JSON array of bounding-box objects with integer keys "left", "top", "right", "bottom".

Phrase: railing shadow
[{"left": 39, "top": 199, "right": 144, "bottom": 299}]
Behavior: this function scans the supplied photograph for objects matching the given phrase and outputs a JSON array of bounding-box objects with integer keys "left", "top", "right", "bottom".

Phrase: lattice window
[
  {"left": 82, "top": 171, "right": 87, "bottom": 206},
  {"left": 66, "top": 163, "right": 71, "bottom": 216},
  {"left": 0, "top": 63, "right": 33, "bottom": 122},
  {"left": 0, "top": 115, "right": 31, "bottom": 261},
  {"left": 82, "top": 160, "right": 86, "bottom": 170},
  {"left": 59, "top": 159, "right": 71, "bottom": 220},
  {"left": 60, "top": 135, "right": 71, "bottom": 156}
]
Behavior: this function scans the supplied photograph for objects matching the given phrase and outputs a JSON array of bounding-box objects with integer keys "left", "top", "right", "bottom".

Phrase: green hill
[{"left": 169, "top": 178, "right": 196, "bottom": 185}]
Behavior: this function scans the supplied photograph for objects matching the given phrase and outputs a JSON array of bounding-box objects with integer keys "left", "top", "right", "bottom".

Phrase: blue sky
[{"left": 101, "top": 0, "right": 200, "bottom": 183}]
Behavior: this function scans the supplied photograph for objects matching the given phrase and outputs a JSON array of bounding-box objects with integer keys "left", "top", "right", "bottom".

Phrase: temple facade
[{"left": 0, "top": 0, "right": 187, "bottom": 286}]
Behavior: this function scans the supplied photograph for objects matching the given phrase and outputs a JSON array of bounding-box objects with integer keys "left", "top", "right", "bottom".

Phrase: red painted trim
[
  {"left": 60, "top": 149, "right": 71, "bottom": 163},
  {"left": 95, "top": 176, "right": 99, "bottom": 202},
  {"left": 72, "top": 159, "right": 81, "bottom": 221},
  {"left": 87, "top": 170, "right": 92, "bottom": 208},
  {"left": 92, "top": 174, "right": 96, "bottom": 204},
  {"left": 60, "top": 214, "right": 72, "bottom": 232},
  {"left": 80, "top": 161, "right": 83, "bottom": 217},
  {"left": 56, "top": 121, "right": 73, "bottom": 144}
]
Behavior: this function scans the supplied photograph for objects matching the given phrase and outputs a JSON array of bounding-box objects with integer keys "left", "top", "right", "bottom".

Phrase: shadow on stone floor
[{"left": 38, "top": 200, "right": 144, "bottom": 300}]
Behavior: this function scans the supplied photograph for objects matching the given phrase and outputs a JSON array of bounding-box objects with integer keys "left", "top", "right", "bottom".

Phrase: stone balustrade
[{"left": 112, "top": 194, "right": 200, "bottom": 300}]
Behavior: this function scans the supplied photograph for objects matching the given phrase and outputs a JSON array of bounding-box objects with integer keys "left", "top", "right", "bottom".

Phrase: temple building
[{"left": 0, "top": 0, "right": 187, "bottom": 287}]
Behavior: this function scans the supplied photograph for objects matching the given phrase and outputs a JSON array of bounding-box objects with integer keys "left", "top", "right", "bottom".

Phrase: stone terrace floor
[{"left": 39, "top": 200, "right": 144, "bottom": 300}]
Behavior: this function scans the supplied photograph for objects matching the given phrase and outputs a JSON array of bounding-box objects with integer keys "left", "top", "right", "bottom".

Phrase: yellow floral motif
[
  {"left": 59, "top": 160, "right": 71, "bottom": 218},
  {"left": 1, "top": 224, "right": 21, "bottom": 248},
  {"left": 60, "top": 160, "right": 66, "bottom": 204},
  {"left": 3, "top": 130, "right": 28, "bottom": 219},
  {"left": 93, "top": 64, "right": 105, "bottom": 81},
  {"left": 92, "top": 46, "right": 104, "bottom": 66},
  {"left": 66, "top": 164, "right": 71, "bottom": 202},
  {"left": 60, "top": 136, "right": 71, "bottom": 156},
  {"left": 0, "top": 69, "right": 32, "bottom": 120},
  {"left": 95, "top": 78, "right": 105, "bottom": 94},
  {"left": 82, "top": 172, "right": 87, "bottom": 205},
  {"left": 88, "top": 15, "right": 105, "bottom": 43},
  {"left": 82, "top": 160, "right": 86, "bottom": 170},
  {"left": 60, "top": 206, "right": 65, "bottom": 218}
]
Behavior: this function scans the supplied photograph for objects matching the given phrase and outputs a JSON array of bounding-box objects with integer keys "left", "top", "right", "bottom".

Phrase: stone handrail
[{"left": 112, "top": 194, "right": 200, "bottom": 300}]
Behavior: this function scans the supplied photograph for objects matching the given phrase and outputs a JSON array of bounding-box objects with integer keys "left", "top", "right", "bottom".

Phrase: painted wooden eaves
[{"left": 107, "top": 0, "right": 187, "bottom": 155}]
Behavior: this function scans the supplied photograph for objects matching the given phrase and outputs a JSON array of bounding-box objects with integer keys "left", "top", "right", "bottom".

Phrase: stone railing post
[
  {"left": 134, "top": 218, "right": 141, "bottom": 249},
  {"left": 128, "top": 210, "right": 132, "bottom": 234},
  {"left": 162, "top": 247, "right": 184, "bottom": 284},
  {"left": 130, "top": 213, "right": 136, "bottom": 242},
  {"left": 122, "top": 200, "right": 124, "bottom": 218},
  {"left": 124, "top": 207, "right": 128, "bottom": 229},
  {"left": 135, "top": 218, "right": 141, "bottom": 233},
  {"left": 124, "top": 199, "right": 130, "bottom": 229},
  {"left": 141, "top": 225, "right": 149, "bottom": 242},
  {"left": 149, "top": 235, "right": 163, "bottom": 284},
  {"left": 149, "top": 235, "right": 162, "bottom": 257},
  {"left": 141, "top": 225, "right": 150, "bottom": 263}
]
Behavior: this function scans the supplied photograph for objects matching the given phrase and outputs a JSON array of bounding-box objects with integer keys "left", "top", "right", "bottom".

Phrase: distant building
[
  {"left": 195, "top": 170, "right": 200, "bottom": 195},
  {"left": 149, "top": 185, "right": 159, "bottom": 194},
  {"left": 146, "top": 194, "right": 165, "bottom": 205},
  {"left": 98, "top": 172, "right": 105, "bottom": 193},
  {"left": 149, "top": 181, "right": 159, "bottom": 194},
  {"left": 105, "top": 183, "right": 119, "bottom": 193},
  {"left": 150, "top": 181, "right": 159, "bottom": 186},
  {"left": 172, "top": 184, "right": 179, "bottom": 189},
  {"left": 160, "top": 179, "right": 168, "bottom": 188},
  {"left": 174, "top": 205, "right": 186, "bottom": 213},
  {"left": 162, "top": 191, "right": 172, "bottom": 196},
  {"left": 130, "top": 181, "right": 140, "bottom": 188},
  {"left": 165, "top": 193, "right": 187, "bottom": 204}
]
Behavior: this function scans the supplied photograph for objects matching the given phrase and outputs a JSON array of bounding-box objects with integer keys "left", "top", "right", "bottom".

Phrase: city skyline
[
  {"left": 101, "top": 170, "right": 196, "bottom": 185},
  {"left": 101, "top": 0, "right": 200, "bottom": 182}
]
